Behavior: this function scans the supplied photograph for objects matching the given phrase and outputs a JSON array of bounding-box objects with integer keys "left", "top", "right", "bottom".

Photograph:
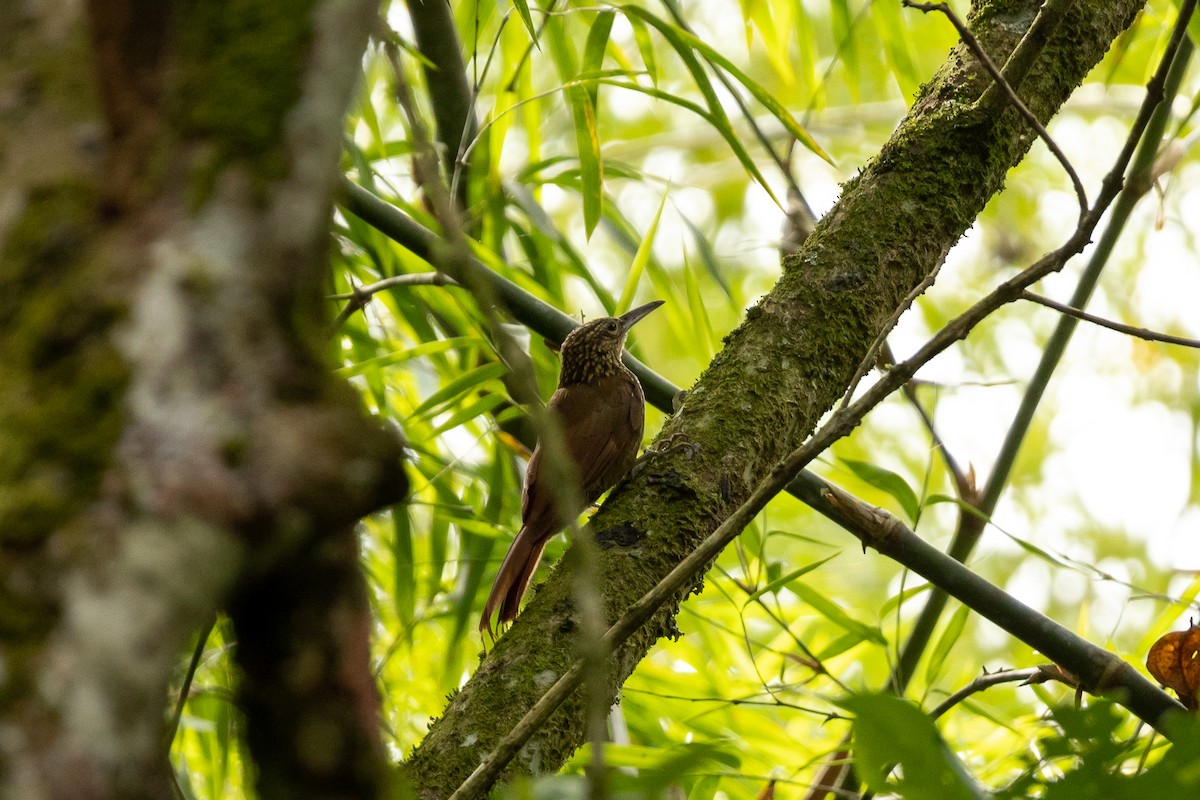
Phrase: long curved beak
[{"left": 618, "top": 300, "right": 664, "bottom": 332}]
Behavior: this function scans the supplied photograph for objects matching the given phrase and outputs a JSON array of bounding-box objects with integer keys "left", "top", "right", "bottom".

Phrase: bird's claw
[{"left": 630, "top": 433, "right": 700, "bottom": 477}]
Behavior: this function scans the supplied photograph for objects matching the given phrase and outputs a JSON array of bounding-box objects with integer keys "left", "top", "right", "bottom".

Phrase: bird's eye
[{"left": 606, "top": 320, "right": 619, "bottom": 333}]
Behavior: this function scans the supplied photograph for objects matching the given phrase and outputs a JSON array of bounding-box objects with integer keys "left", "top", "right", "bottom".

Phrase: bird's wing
[
  {"left": 482, "top": 373, "right": 645, "bottom": 635},
  {"left": 545, "top": 372, "right": 645, "bottom": 504}
]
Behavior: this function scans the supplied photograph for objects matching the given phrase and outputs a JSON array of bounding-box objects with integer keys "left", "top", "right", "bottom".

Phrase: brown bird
[{"left": 481, "top": 300, "right": 663, "bottom": 637}]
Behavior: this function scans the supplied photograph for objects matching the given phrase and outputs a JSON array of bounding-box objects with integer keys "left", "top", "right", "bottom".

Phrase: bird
[{"left": 480, "top": 300, "right": 663, "bottom": 637}]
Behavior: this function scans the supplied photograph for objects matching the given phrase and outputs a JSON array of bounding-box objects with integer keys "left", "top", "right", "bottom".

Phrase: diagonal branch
[
  {"left": 1021, "top": 290, "right": 1200, "bottom": 349},
  {"left": 904, "top": 0, "right": 1089, "bottom": 220}
]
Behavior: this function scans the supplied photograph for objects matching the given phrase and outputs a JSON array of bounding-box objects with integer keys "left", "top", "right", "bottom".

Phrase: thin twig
[
  {"left": 839, "top": 252, "right": 946, "bottom": 410},
  {"left": 1022, "top": 290, "right": 1200, "bottom": 349},
  {"left": 330, "top": 273, "right": 458, "bottom": 329},
  {"left": 903, "top": 0, "right": 1088, "bottom": 220},
  {"left": 882, "top": 342, "right": 973, "bottom": 500},
  {"left": 329, "top": 271, "right": 458, "bottom": 301},
  {"left": 928, "top": 665, "right": 1073, "bottom": 720}
]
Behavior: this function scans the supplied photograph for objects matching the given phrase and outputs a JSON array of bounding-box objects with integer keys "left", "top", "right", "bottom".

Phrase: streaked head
[{"left": 557, "top": 300, "right": 663, "bottom": 385}]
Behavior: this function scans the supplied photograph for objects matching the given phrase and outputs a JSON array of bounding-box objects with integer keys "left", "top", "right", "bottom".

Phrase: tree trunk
[
  {"left": 406, "top": 0, "right": 1147, "bottom": 795},
  {"left": 0, "top": 2, "right": 406, "bottom": 798}
]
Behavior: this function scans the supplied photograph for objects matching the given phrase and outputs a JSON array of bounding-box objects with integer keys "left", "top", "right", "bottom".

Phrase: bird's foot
[{"left": 630, "top": 433, "right": 700, "bottom": 477}]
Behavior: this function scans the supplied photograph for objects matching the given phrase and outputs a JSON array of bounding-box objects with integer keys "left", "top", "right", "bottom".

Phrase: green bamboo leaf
[
  {"left": 925, "top": 493, "right": 991, "bottom": 525},
  {"left": 338, "top": 336, "right": 483, "bottom": 377},
  {"left": 1000, "top": 531, "right": 1070, "bottom": 568},
  {"left": 446, "top": 515, "right": 506, "bottom": 539},
  {"left": 615, "top": 186, "right": 669, "bottom": 314},
  {"left": 744, "top": 0, "right": 794, "bottom": 84},
  {"left": 743, "top": 554, "right": 838, "bottom": 605},
  {"left": 356, "top": 80, "right": 384, "bottom": 156},
  {"left": 840, "top": 457, "right": 921, "bottom": 525},
  {"left": 429, "top": 393, "right": 506, "bottom": 435},
  {"left": 510, "top": 0, "right": 538, "bottom": 43},
  {"left": 831, "top": 0, "right": 861, "bottom": 102},
  {"left": 570, "top": 741, "right": 740, "bottom": 772},
  {"left": 621, "top": 5, "right": 830, "bottom": 164},
  {"left": 819, "top": 630, "right": 868, "bottom": 660},
  {"left": 688, "top": 775, "right": 721, "bottom": 800},
  {"left": 589, "top": 77, "right": 783, "bottom": 206},
  {"left": 409, "top": 362, "right": 508, "bottom": 419},
  {"left": 842, "top": 694, "right": 986, "bottom": 800},
  {"left": 873, "top": 0, "right": 921, "bottom": 99},
  {"left": 682, "top": 254, "right": 717, "bottom": 358},
  {"left": 680, "top": 214, "right": 732, "bottom": 298},
  {"left": 570, "top": 86, "right": 603, "bottom": 237},
  {"left": 425, "top": 477, "right": 465, "bottom": 602},
  {"left": 792, "top": 583, "right": 886, "bottom": 645},
  {"left": 583, "top": 10, "right": 616, "bottom": 107},
  {"left": 880, "top": 582, "right": 931, "bottom": 618},
  {"left": 792, "top": 0, "right": 818, "bottom": 92},
  {"left": 924, "top": 604, "right": 970, "bottom": 686},
  {"left": 547, "top": 18, "right": 604, "bottom": 237},
  {"left": 614, "top": 9, "right": 782, "bottom": 205},
  {"left": 172, "top": 761, "right": 199, "bottom": 800},
  {"left": 392, "top": 508, "right": 415, "bottom": 640},
  {"left": 627, "top": 13, "right": 658, "bottom": 86},
  {"left": 507, "top": 183, "right": 617, "bottom": 310}
]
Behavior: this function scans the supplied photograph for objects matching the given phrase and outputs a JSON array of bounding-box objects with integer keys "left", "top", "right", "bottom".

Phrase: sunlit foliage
[{"left": 171, "top": 1, "right": 1200, "bottom": 796}]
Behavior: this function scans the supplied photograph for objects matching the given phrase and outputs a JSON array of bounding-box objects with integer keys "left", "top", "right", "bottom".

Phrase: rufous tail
[{"left": 480, "top": 528, "right": 548, "bottom": 639}]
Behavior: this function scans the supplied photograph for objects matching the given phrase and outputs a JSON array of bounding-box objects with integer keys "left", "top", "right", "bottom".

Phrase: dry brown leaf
[{"left": 1146, "top": 620, "right": 1200, "bottom": 711}]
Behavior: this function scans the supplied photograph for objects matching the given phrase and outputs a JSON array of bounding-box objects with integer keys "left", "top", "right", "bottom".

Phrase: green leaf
[
  {"left": 1001, "top": 531, "right": 1069, "bottom": 568},
  {"left": 409, "top": 362, "right": 508, "bottom": 419},
  {"left": 582, "top": 11, "right": 616, "bottom": 107},
  {"left": 880, "top": 582, "right": 931, "bottom": 618},
  {"left": 873, "top": 0, "right": 921, "bottom": 99},
  {"left": 818, "top": 630, "right": 870, "bottom": 661},
  {"left": 429, "top": 392, "right": 506, "bottom": 435},
  {"left": 621, "top": 5, "right": 830, "bottom": 164},
  {"left": 791, "top": 583, "right": 886, "bottom": 645},
  {"left": 743, "top": 554, "right": 838, "bottom": 605},
  {"left": 924, "top": 604, "right": 970, "bottom": 686},
  {"left": 586, "top": 77, "right": 782, "bottom": 206},
  {"left": 510, "top": 0, "right": 538, "bottom": 43},
  {"left": 392, "top": 507, "right": 415, "bottom": 640},
  {"left": 546, "top": 18, "right": 604, "bottom": 237},
  {"left": 626, "top": 14, "right": 658, "bottom": 86},
  {"left": 840, "top": 457, "right": 921, "bottom": 524},
  {"left": 568, "top": 88, "right": 603, "bottom": 237},
  {"left": 842, "top": 694, "right": 986, "bottom": 800},
  {"left": 569, "top": 741, "right": 741, "bottom": 780},
  {"left": 683, "top": 253, "right": 721, "bottom": 358},
  {"left": 831, "top": 0, "right": 861, "bottom": 102},
  {"left": 680, "top": 214, "right": 732, "bottom": 298},
  {"left": 338, "top": 336, "right": 484, "bottom": 377},
  {"left": 615, "top": 185, "right": 669, "bottom": 314}
]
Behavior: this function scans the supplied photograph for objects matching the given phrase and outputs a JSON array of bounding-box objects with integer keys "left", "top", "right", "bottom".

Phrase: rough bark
[
  {"left": 406, "top": 1, "right": 1147, "bottom": 795},
  {"left": 0, "top": 2, "right": 405, "bottom": 798}
]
